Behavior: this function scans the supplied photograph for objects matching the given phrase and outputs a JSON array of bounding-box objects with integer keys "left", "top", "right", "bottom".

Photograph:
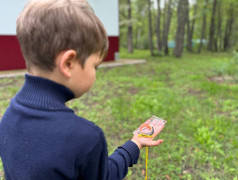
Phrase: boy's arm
[
  {"left": 78, "top": 123, "right": 164, "bottom": 180},
  {"left": 107, "top": 140, "right": 140, "bottom": 179},
  {"left": 78, "top": 129, "right": 140, "bottom": 180}
]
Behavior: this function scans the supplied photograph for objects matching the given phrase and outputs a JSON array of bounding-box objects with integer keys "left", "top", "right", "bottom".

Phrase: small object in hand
[
  {"left": 134, "top": 115, "right": 167, "bottom": 139},
  {"left": 139, "top": 124, "right": 154, "bottom": 135}
]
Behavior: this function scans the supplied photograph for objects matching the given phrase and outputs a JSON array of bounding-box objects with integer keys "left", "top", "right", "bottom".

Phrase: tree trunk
[
  {"left": 187, "top": 3, "right": 198, "bottom": 52},
  {"left": 156, "top": 0, "right": 162, "bottom": 52},
  {"left": 208, "top": 0, "right": 217, "bottom": 51},
  {"left": 174, "top": 0, "right": 189, "bottom": 57},
  {"left": 187, "top": 10, "right": 190, "bottom": 51},
  {"left": 163, "top": 0, "right": 173, "bottom": 55},
  {"left": 198, "top": 0, "right": 208, "bottom": 53},
  {"left": 127, "top": 0, "right": 133, "bottom": 53},
  {"left": 135, "top": 26, "right": 142, "bottom": 49},
  {"left": 224, "top": 5, "right": 234, "bottom": 51},
  {"left": 162, "top": 2, "right": 167, "bottom": 50},
  {"left": 148, "top": 0, "right": 154, "bottom": 56},
  {"left": 230, "top": 17, "right": 237, "bottom": 50},
  {"left": 216, "top": 1, "right": 222, "bottom": 51}
]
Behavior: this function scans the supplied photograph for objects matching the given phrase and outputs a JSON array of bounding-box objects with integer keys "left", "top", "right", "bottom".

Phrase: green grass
[
  {"left": 0, "top": 50, "right": 238, "bottom": 179},
  {"left": 0, "top": 158, "right": 3, "bottom": 180}
]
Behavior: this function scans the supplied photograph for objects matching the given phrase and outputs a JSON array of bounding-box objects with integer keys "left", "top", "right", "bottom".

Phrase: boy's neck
[{"left": 28, "top": 67, "right": 67, "bottom": 90}]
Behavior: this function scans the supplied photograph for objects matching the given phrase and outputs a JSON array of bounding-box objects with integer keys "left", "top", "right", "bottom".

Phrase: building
[{"left": 0, "top": 0, "right": 119, "bottom": 71}]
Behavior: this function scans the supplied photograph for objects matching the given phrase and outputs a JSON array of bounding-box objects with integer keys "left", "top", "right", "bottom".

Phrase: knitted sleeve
[{"left": 77, "top": 129, "right": 140, "bottom": 180}]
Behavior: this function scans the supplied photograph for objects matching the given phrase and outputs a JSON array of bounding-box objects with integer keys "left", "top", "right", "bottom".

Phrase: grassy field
[{"left": 0, "top": 50, "right": 238, "bottom": 180}]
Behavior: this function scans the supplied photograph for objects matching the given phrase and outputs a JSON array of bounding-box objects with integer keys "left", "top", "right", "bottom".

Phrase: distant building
[{"left": 0, "top": 0, "right": 119, "bottom": 71}]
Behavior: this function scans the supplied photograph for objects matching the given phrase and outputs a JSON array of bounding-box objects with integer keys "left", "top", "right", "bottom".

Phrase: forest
[
  {"left": 0, "top": 0, "right": 238, "bottom": 179},
  {"left": 120, "top": 0, "right": 238, "bottom": 57}
]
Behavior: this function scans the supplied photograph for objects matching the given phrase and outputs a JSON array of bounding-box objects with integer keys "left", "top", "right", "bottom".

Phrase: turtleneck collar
[{"left": 14, "top": 74, "right": 75, "bottom": 110}]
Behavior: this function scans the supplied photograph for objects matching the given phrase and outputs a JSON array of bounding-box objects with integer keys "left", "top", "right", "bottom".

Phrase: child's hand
[
  {"left": 131, "top": 134, "right": 163, "bottom": 150},
  {"left": 132, "top": 116, "right": 166, "bottom": 149}
]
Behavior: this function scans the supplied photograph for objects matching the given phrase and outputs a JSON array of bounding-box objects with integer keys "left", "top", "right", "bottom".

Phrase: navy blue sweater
[{"left": 0, "top": 74, "right": 140, "bottom": 180}]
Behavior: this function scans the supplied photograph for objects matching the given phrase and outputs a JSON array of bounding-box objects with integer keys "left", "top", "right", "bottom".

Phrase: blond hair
[{"left": 17, "top": 0, "right": 108, "bottom": 71}]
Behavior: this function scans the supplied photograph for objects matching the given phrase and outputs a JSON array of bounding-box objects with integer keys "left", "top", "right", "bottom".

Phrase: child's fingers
[{"left": 146, "top": 139, "right": 164, "bottom": 147}]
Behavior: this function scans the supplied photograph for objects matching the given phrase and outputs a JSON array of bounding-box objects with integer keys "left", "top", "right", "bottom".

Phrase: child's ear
[{"left": 58, "top": 50, "right": 77, "bottom": 78}]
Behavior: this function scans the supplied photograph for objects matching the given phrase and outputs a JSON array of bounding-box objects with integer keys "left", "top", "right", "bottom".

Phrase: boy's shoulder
[
  {"left": 58, "top": 114, "right": 106, "bottom": 157},
  {"left": 72, "top": 115, "right": 103, "bottom": 136},
  {"left": 60, "top": 113, "right": 104, "bottom": 143}
]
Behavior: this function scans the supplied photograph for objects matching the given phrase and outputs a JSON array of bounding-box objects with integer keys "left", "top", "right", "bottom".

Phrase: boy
[{"left": 0, "top": 0, "right": 163, "bottom": 179}]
